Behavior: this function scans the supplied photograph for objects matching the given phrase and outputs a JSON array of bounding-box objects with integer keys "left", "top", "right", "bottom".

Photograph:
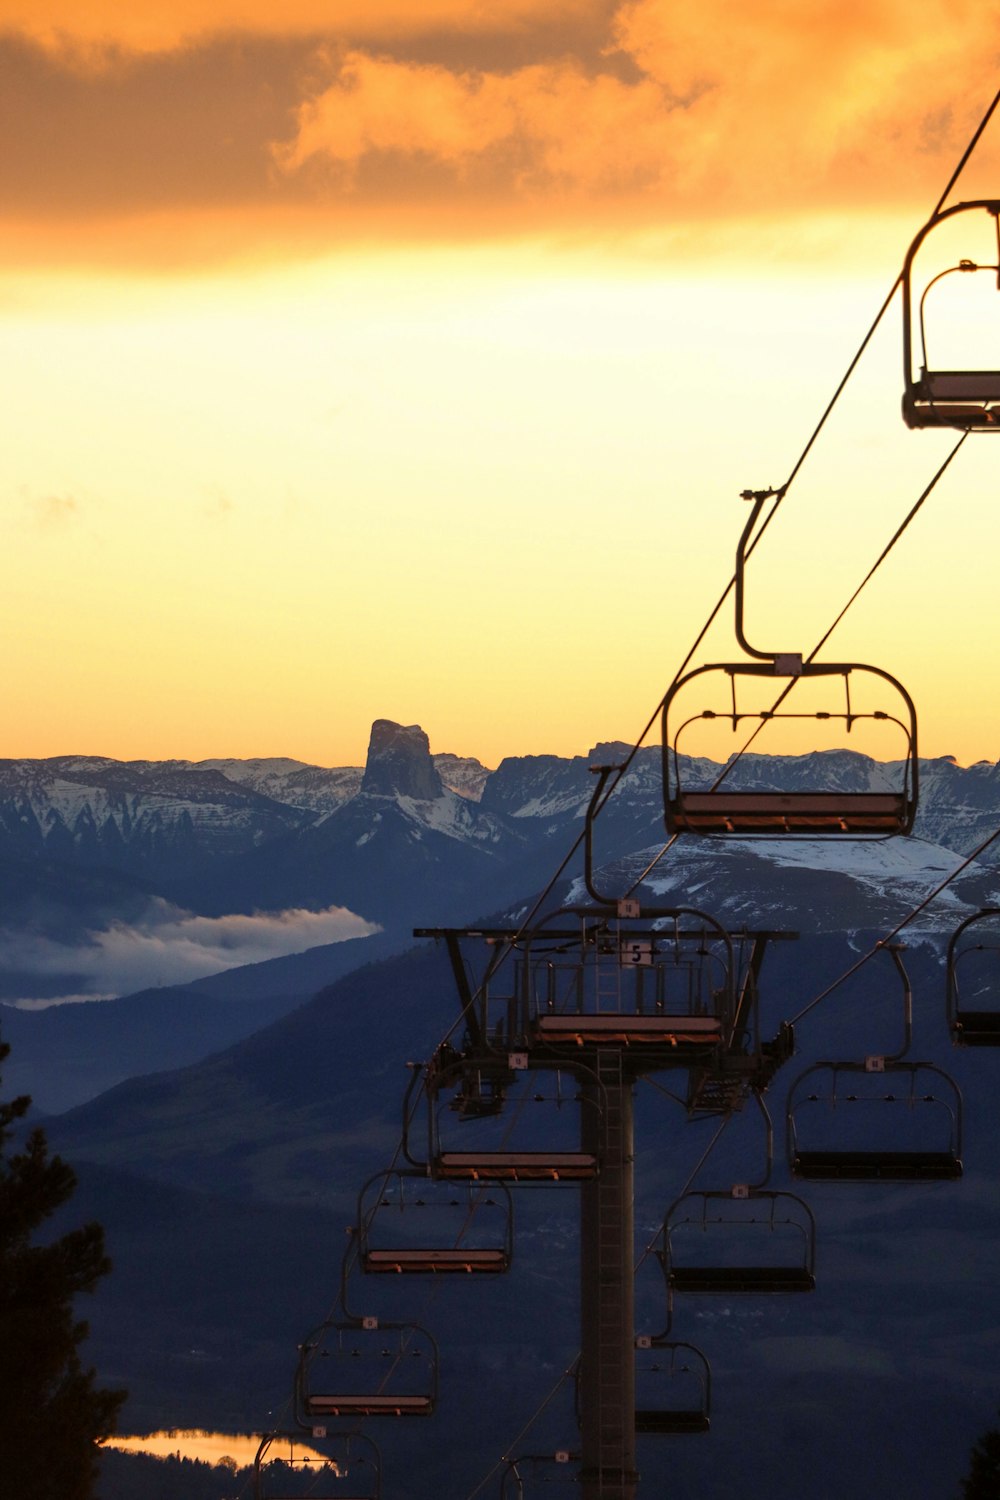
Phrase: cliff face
[{"left": 361, "top": 720, "right": 444, "bottom": 801}]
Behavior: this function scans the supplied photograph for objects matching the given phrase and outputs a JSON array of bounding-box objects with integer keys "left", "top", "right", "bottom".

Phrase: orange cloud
[
  {"left": 279, "top": 50, "right": 517, "bottom": 172},
  {"left": 278, "top": 50, "right": 690, "bottom": 194},
  {"left": 0, "top": 0, "right": 597, "bottom": 56},
  {"left": 2, "top": 0, "right": 999, "bottom": 272},
  {"left": 276, "top": 2, "right": 1000, "bottom": 215},
  {"left": 610, "top": 0, "right": 1000, "bottom": 204}
]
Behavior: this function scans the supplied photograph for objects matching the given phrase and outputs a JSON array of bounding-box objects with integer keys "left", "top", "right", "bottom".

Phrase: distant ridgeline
[
  {"left": 5, "top": 726, "right": 1000, "bottom": 1119},
  {"left": 0, "top": 724, "right": 995, "bottom": 931}
]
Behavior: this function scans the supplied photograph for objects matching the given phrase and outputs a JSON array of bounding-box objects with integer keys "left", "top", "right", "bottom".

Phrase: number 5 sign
[{"left": 621, "top": 940, "right": 653, "bottom": 966}]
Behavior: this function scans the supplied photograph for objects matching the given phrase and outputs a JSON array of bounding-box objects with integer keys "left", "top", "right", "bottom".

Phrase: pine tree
[
  {"left": 0, "top": 1036, "right": 126, "bottom": 1499},
  {"left": 961, "top": 1412, "right": 1000, "bottom": 1499}
]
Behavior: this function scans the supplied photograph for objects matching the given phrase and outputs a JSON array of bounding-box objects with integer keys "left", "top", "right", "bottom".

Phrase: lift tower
[
  {"left": 579, "top": 1042, "right": 636, "bottom": 1500},
  {"left": 415, "top": 898, "right": 794, "bottom": 1500}
]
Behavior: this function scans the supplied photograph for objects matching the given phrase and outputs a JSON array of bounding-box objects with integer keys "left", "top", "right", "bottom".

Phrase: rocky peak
[
  {"left": 588, "top": 741, "right": 633, "bottom": 767},
  {"left": 361, "top": 720, "right": 444, "bottom": 800}
]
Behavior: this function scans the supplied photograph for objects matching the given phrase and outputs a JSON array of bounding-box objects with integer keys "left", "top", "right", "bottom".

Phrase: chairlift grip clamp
[{"left": 739, "top": 485, "right": 786, "bottom": 503}]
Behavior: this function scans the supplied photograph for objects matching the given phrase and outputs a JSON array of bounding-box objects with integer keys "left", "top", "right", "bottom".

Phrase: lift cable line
[
  {"left": 748, "top": 83, "right": 1000, "bottom": 515},
  {"left": 460, "top": 83, "right": 1000, "bottom": 974},
  {"left": 630, "top": 1109, "right": 735, "bottom": 1279},
  {"left": 781, "top": 434, "right": 968, "bottom": 678},
  {"left": 462, "top": 1358, "right": 580, "bottom": 1500},
  {"left": 643, "top": 97, "right": 1000, "bottom": 828},
  {"left": 788, "top": 820, "right": 1000, "bottom": 1029}
]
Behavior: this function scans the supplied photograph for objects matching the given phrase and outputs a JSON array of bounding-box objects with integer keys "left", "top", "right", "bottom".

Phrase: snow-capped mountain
[
  {"left": 0, "top": 736, "right": 494, "bottom": 887},
  {"left": 0, "top": 755, "right": 308, "bottom": 879},
  {"left": 183, "top": 721, "right": 524, "bottom": 925},
  {"left": 563, "top": 832, "right": 998, "bottom": 939},
  {"left": 195, "top": 757, "right": 364, "bottom": 814},
  {"left": 0, "top": 727, "right": 998, "bottom": 963}
]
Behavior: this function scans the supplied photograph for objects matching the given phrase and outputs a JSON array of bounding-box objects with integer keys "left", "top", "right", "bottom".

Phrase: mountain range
[
  {"left": 4, "top": 720, "right": 1000, "bottom": 1498},
  {"left": 1, "top": 718, "right": 998, "bottom": 935},
  {"left": 3, "top": 720, "right": 999, "bottom": 1112}
]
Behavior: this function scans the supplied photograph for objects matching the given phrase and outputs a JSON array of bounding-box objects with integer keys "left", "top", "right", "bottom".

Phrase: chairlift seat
[
  {"left": 433, "top": 1150, "right": 598, "bottom": 1181},
  {"left": 668, "top": 1264, "right": 815, "bottom": 1294},
  {"left": 904, "top": 370, "right": 1000, "bottom": 429},
  {"left": 791, "top": 1148, "right": 962, "bottom": 1181},
  {"left": 532, "top": 1014, "right": 722, "bottom": 1046},
  {"left": 363, "top": 1247, "right": 509, "bottom": 1273},
  {"left": 306, "top": 1393, "right": 433, "bottom": 1416},
  {"left": 669, "top": 791, "right": 908, "bottom": 837},
  {"left": 952, "top": 1011, "right": 1000, "bottom": 1046},
  {"left": 635, "top": 1409, "right": 710, "bottom": 1435}
]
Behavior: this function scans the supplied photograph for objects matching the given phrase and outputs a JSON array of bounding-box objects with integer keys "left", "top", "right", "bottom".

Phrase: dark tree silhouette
[
  {"left": 961, "top": 1411, "right": 1000, "bottom": 1499},
  {"left": 0, "top": 1036, "right": 126, "bottom": 1499}
]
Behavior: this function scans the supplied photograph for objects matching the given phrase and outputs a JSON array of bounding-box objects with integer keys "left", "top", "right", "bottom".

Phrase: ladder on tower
[
  {"left": 590, "top": 1045, "right": 635, "bottom": 1496},
  {"left": 594, "top": 934, "right": 622, "bottom": 1014}
]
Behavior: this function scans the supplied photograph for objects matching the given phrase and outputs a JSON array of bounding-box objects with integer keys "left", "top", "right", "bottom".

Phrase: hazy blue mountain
[{"left": 1, "top": 927, "right": 413, "bottom": 1113}]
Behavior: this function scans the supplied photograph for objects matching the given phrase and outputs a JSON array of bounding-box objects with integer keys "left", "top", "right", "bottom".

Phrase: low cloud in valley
[{"left": 0, "top": 899, "right": 380, "bottom": 1005}]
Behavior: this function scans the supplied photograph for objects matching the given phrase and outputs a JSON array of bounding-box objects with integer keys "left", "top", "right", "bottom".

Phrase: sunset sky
[{"left": 3, "top": 1, "right": 1000, "bottom": 770}]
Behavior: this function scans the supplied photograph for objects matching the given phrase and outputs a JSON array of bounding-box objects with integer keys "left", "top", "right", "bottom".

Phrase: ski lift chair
[
  {"left": 662, "top": 491, "right": 918, "bottom": 838},
  {"left": 357, "top": 1169, "right": 514, "bottom": 1274},
  {"left": 787, "top": 1060, "right": 963, "bottom": 1181},
  {"left": 788, "top": 942, "right": 963, "bottom": 1179},
  {"left": 662, "top": 1188, "right": 816, "bottom": 1295},
  {"left": 295, "top": 1319, "right": 438, "bottom": 1422},
  {"left": 500, "top": 1452, "right": 581, "bottom": 1500},
  {"left": 902, "top": 200, "right": 1000, "bottom": 429},
  {"left": 947, "top": 907, "right": 1000, "bottom": 1046},
  {"left": 663, "top": 663, "right": 918, "bottom": 836},
  {"left": 423, "top": 1055, "right": 600, "bottom": 1183},
  {"left": 254, "top": 1431, "right": 381, "bottom": 1500},
  {"left": 634, "top": 1339, "right": 711, "bottom": 1435}
]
